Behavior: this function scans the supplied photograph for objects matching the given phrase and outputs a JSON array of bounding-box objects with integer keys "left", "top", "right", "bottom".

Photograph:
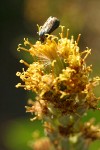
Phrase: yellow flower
[
  {"left": 16, "top": 25, "right": 100, "bottom": 150},
  {"left": 16, "top": 26, "right": 100, "bottom": 119}
]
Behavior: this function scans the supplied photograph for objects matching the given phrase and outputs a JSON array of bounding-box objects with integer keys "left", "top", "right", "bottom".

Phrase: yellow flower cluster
[
  {"left": 16, "top": 27, "right": 100, "bottom": 115},
  {"left": 16, "top": 26, "right": 100, "bottom": 149}
]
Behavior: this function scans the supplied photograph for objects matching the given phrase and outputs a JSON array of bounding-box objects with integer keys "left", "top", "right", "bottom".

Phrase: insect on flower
[{"left": 39, "top": 16, "right": 60, "bottom": 42}]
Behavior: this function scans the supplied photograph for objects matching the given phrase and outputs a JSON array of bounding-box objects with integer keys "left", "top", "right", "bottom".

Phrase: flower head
[
  {"left": 16, "top": 26, "right": 99, "bottom": 111},
  {"left": 16, "top": 25, "right": 100, "bottom": 149}
]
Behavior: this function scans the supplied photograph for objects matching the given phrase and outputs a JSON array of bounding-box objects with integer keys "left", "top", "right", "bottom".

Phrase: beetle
[{"left": 39, "top": 16, "right": 60, "bottom": 42}]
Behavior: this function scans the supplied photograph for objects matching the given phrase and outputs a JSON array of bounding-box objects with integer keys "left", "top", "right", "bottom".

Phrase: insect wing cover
[{"left": 39, "top": 16, "right": 60, "bottom": 42}]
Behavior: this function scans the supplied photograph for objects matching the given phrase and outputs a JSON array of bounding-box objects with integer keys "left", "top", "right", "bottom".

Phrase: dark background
[{"left": 1, "top": 0, "right": 100, "bottom": 150}]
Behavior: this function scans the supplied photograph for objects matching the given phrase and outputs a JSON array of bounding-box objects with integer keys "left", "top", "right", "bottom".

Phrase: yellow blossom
[
  {"left": 16, "top": 26, "right": 100, "bottom": 112},
  {"left": 16, "top": 25, "right": 100, "bottom": 150}
]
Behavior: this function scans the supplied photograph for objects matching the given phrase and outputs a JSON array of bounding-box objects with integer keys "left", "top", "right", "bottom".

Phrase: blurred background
[{"left": 1, "top": 0, "right": 100, "bottom": 150}]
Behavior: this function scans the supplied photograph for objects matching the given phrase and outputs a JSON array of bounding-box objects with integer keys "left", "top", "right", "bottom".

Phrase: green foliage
[{"left": 3, "top": 118, "right": 44, "bottom": 150}]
